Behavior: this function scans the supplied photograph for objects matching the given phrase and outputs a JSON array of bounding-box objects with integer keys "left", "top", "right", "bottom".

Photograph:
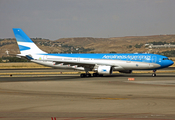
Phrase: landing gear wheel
[
  {"left": 99, "top": 74, "right": 103, "bottom": 77},
  {"left": 152, "top": 70, "right": 157, "bottom": 77},
  {"left": 152, "top": 73, "right": 156, "bottom": 77},
  {"left": 80, "top": 73, "right": 86, "bottom": 78},
  {"left": 86, "top": 73, "right": 91, "bottom": 77},
  {"left": 80, "top": 73, "right": 91, "bottom": 78},
  {"left": 93, "top": 73, "right": 98, "bottom": 77},
  {"left": 93, "top": 73, "right": 103, "bottom": 77}
]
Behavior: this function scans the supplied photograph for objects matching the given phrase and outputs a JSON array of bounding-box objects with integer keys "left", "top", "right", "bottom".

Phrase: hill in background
[{"left": 1, "top": 34, "right": 175, "bottom": 58}]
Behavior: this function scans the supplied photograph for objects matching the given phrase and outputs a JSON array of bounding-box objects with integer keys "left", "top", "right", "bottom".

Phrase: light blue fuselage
[{"left": 33, "top": 53, "right": 173, "bottom": 71}]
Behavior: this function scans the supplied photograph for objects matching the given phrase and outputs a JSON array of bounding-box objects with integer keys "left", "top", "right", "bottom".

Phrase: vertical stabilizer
[{"left": 12, "top": 28, "right": 46, "bottom": 55}]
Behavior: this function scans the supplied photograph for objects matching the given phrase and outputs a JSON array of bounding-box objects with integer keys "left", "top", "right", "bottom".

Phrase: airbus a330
[{"left": 12, "top": 28, "right": 174, "bottom": 77}]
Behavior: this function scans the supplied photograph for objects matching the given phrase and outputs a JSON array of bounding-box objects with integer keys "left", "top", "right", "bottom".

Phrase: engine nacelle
[
  {"left": 119, "top": 70, "right": 132, "bottom": 74},
  {"left": 97, "top": 66, "right": 113, "bottom": 75}
]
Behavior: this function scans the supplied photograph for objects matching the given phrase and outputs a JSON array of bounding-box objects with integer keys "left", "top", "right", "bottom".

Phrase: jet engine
[
  {"left": 119, "top": 70, "right": 132, "bottom": 74},
  {"left": 96, "top": 66, "right": 113, "bottom": 75}
]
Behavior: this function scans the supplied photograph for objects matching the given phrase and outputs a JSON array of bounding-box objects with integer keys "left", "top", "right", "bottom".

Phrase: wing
[{"left": 36, "top": 57, "right": 118, "bottom": 69}]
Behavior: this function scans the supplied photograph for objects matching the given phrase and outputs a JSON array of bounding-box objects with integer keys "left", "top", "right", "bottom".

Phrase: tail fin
[{"left": 12, "top": 28, "right": 46, "bottom": 55}]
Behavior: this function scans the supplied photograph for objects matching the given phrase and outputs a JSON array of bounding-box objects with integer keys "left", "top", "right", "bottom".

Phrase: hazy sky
[{"left": 0, "top": 0, "right": 175, "bottom": 40}]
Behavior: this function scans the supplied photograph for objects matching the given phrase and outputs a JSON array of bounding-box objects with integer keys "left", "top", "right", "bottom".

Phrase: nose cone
[
  {"left": 161, "top": 60, "right": 174, "bottom": 68},
  {"left": 168, "top": 60, "right": 174, "bottom": 66}
]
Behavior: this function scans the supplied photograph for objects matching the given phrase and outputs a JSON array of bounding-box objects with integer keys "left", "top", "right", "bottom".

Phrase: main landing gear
[
  {"left": 152, "top": 70, "right": 157, "bottom": 77},
  {"left": 80, "top": 68, "right": 92, "bottom": 78},
  {"left": 80, "top": 73, "right": 103, "bottom": 78},
  {"left": 80, "top": 73, "right": 91, "bottom": 78},
  {"left": 93, "top": 73, "right": 103, "bottom": 77}
]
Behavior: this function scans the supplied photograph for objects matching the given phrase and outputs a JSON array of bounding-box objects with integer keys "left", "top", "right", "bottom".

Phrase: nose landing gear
[{"left": 152, "top": 70, "right": 157, "bottom": 77}]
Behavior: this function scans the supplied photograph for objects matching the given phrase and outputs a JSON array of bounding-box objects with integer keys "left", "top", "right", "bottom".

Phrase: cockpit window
[{"left": 163, "top": 58, "right": 169, "bottom": 60}]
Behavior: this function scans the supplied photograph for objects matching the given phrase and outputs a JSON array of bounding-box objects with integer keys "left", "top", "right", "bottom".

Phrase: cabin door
[
  {"left": 126, "top": 57, "right": 131, "bottom": 63},
  {"left": 152, "top": 56, "right": 157, "bottom": 63},
  {"left": 43, "top": 55, "right": 47, "bottom": 60},
  {"left": 77, "top": 57, "right": 80, "bottom": 62}
]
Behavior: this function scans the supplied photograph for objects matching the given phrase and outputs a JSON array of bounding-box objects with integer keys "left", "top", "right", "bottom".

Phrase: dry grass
[
  {"left": 0, "top": 62, "right": 49, "bottom": 69},
  {"left": 169, "top": 57, "right": 175, "bottom": 61},
  {"left": 0, "top": 71, "right": 83, "bottom": 75},
  {"left": 171, "top": 63, "right": 175, "bottom": 67}
]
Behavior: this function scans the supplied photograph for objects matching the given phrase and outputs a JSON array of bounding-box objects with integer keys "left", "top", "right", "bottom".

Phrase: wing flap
[{"left": 54, "top": 61, "right": 95, "bottom": 68}]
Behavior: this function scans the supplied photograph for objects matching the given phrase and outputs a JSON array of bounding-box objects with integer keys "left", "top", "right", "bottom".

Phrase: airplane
[{"left": 12, "top": 28, "right": 174, "bottom": 77}]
